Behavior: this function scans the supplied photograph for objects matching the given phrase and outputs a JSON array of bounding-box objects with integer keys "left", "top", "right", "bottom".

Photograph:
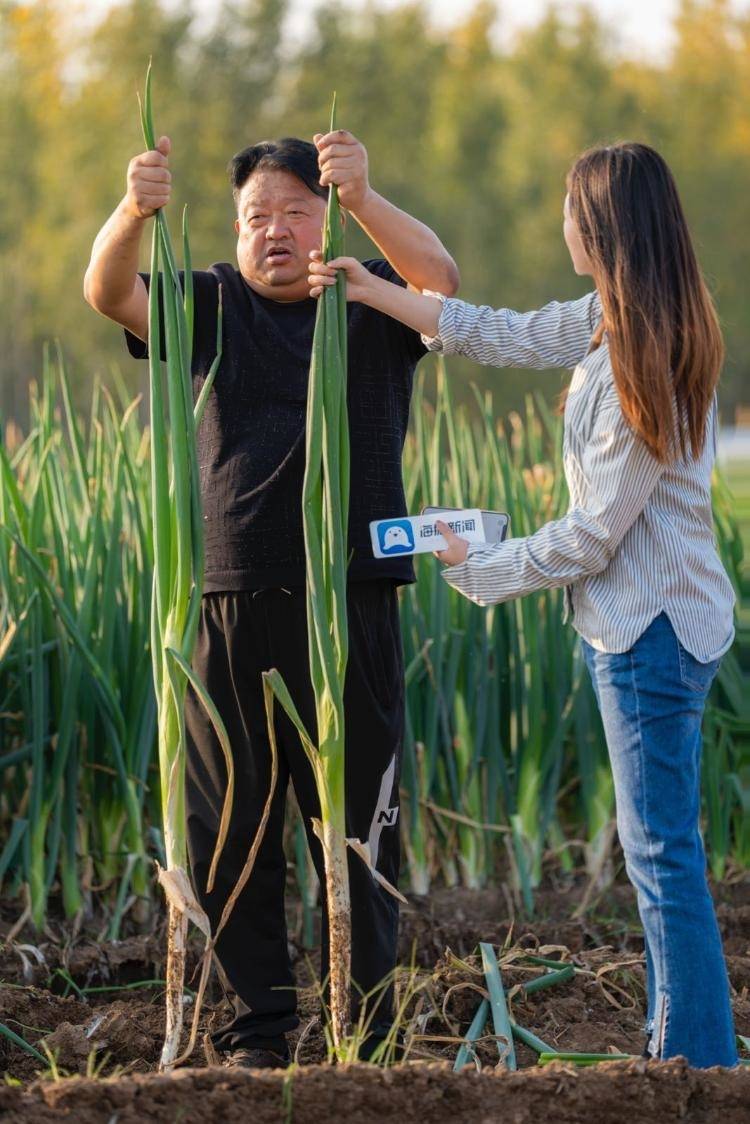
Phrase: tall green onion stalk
[
  {"left": 263, "top": 94, "right": 403, "bottom": 1052},
  {"left": 262, "top": 93, "right": 352, "bottom": 1050},
  {"left": 138, "top": 65, "right": 234, "bottom": 1070}
]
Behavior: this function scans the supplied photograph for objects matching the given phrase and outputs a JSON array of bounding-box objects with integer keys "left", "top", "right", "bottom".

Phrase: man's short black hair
[{"left": 228, "top": 138, "right": 328, "bottom": 209}]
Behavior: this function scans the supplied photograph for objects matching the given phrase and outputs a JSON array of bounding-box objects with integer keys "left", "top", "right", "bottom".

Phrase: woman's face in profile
[{"left": 563, "top": 193, "right": 594, "bottom": 277}]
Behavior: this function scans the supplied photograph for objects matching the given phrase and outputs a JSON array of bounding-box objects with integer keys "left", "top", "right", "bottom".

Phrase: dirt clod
[{"left": 0, "top": 1058, "right": 748, "bottom": 1124}]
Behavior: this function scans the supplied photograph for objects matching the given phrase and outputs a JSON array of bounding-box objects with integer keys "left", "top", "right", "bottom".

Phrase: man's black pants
[{"left": 184, "top": 580, "right": 404, "bottom": 1053}]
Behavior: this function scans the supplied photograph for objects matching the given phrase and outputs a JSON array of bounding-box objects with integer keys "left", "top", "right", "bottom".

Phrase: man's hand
[
  {"left": 125, "top": 135, "right": 172, "bottom": 220},
  {"left": 434, "top": 520, "right": 469, "bottom": 566},
  {"left": 308, "top": 251, "right": 375, "bottom": 303},
  {"left": 314, "top": 129, "right": 370, "bottom": 213}
]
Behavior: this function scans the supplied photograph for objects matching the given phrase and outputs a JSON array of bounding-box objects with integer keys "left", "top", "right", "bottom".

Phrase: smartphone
[{"left": 421, "top": 506, "right": 510, "bottom": 545}]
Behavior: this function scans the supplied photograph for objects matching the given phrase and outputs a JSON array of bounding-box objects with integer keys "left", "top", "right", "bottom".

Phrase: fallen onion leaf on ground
[
  {"left": 480, "top": 941, "right": 516, "bottom": 1070},
  {"left": 538, "top": 1051, "right": 634, "bottom": 1066},
  {"left": 453, "top": 997, "right": 489, "bottom": 1072}
]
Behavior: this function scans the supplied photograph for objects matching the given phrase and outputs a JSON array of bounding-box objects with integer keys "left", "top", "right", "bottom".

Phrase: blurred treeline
[{"left": 1, "top": 0, "right": 748, "bottom": 422}]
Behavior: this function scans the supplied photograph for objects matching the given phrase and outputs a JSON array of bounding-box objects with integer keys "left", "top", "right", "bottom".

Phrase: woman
[{"left": 308, "top": 142, "right": 738, "bottom": 1068}]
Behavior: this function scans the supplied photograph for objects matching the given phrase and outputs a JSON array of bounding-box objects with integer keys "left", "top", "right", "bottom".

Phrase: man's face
[{"left": 234, "top": 168, "right": 327, "bottom": 302}]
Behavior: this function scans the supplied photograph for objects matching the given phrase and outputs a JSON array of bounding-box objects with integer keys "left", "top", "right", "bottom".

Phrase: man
[{"left": 84, "top": 126, "right": 458, "bottom": 1067}]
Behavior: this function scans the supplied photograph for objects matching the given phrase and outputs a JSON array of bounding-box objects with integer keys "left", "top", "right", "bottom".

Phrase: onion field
[
  {"left": 1, "top": 353, "right": 749, "bottom": 1117},
  {"left": 2, "top": 356, "right": 748, "bottom": 924}
]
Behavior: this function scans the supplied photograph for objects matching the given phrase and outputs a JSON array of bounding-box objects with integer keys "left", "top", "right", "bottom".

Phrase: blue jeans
[{"left": 581, "top": 612, "right": 737, "bottom": 1068}]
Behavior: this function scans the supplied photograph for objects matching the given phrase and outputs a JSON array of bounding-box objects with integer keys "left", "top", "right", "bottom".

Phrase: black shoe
[{"left": 222, "top": 1046, "right": 290, "bottom": 1070}]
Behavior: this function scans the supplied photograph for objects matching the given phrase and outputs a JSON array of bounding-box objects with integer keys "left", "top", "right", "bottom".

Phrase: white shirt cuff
[{"left": 420, "top": 289, "right": 449, "bottom": 351}]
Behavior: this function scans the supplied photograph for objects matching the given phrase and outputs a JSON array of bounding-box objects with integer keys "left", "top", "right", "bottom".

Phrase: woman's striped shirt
[{"left": 422, "top": 291, "right": 735, "bottom": 662}]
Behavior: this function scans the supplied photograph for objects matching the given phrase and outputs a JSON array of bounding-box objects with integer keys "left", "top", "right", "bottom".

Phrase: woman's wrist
[
  {"left": 364, "top": 273, "right": 443, "bottom": 336},
  {"left": 358, "top": 269, "right": 391, "bottom": 309}
]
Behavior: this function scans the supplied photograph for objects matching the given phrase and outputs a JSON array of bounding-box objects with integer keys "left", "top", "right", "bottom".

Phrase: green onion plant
[
  {"left": 261, "top": 93, "right": 355, "bottom": 1052},
  {"left": 263, "top": 95, "right": 404, "bottom": 1052},
  {"left": 138, "top": 64, "right": 236, "bottom": 1070}
]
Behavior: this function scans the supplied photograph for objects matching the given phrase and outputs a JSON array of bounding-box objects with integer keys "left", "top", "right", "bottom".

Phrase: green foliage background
[{"left": 1, "top": 0, "right": 749, "bottom": 422}]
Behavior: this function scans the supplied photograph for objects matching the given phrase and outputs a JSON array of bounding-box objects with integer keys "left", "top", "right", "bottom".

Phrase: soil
[
  {"left": 1, "top": 871, "right": 748, "bottom": 1121},
  {"left": 1, "top": 1059, "right": 750, "bottom": 1124}
]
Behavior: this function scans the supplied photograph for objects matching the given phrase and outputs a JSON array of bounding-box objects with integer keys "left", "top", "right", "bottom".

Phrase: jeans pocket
[{"left": 676, "top": 640, "right": 720, "bottom": 695}]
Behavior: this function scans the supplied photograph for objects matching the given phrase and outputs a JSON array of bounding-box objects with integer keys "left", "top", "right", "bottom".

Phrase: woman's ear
[{"left": 234, "top": 218, "right": 240, "bottom": 234}]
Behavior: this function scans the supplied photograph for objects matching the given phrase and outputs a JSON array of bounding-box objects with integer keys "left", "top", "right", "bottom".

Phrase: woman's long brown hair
[{"left": 566, "top": 143, "right": 723, "bottom": 462}]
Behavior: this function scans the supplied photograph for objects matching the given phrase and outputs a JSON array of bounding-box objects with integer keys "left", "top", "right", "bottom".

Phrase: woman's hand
[
  {"left": 308, "top": 251, "right": 374, "bottom": 303},
  {"left": 434, "top": 520, "right": 469, "bottom": 566}
]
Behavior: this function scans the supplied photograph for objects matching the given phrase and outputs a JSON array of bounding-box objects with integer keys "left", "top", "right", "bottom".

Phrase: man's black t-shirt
[{"left": 125, "top": 259, "right": 426, "bottom": 591}]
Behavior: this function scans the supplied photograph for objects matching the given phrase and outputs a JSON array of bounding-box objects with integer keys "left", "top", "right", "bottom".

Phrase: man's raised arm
[
  {"left": 315, "top": 130, "right": 459, "bottom": 296},
  {"left": 83, "top": 135, "right": 172, "bottom": 343}
]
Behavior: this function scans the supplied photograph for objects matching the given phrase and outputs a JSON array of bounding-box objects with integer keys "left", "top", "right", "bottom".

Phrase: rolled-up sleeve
[
  {"left": 422, "top": 291, "right": 601, "bottom": 370},
  {"left": 442, "top": 405, "right": 665, "bottom": 606}
]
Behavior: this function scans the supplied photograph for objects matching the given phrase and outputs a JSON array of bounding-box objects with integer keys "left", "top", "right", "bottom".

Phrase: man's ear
[{"left": 234, "top": 218, "right": 240, "bottom": 234}]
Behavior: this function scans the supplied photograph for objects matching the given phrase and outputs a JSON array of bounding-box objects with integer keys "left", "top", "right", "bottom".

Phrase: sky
[
  {"left": 77, "top": 0, "right": 749, "bottom": 62},
  {"left": 290, "top": 0, "right": 685, "bottom": 57}
]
